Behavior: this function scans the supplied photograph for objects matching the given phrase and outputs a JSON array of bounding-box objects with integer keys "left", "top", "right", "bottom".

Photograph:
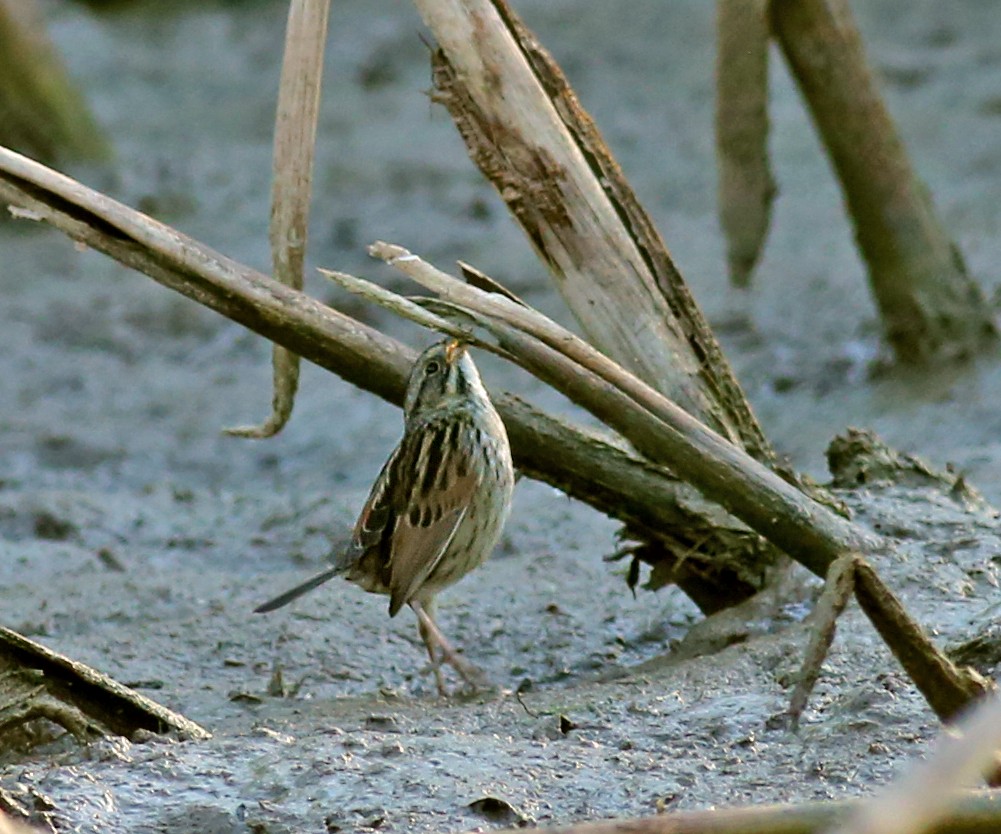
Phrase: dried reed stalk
[
  {"left": 0, "top": 626, "right": 209, "bottom": 743},
  {"left": 227, "top": 0, "right": 331, "bottom": 437},
  {"left": 415, "top": 0, "right": 771, "bottom": 457}
]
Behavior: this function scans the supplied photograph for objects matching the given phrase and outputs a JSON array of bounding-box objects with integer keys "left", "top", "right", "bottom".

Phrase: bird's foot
[
  {"left": 421, "top": 654, "right": 491, "bottom": 697},
  {"left": 441, "top": 647, "right": 491, "bottom": 693},
  {"left": 412, "top": 600, "right": 491, "bottom": 696}
]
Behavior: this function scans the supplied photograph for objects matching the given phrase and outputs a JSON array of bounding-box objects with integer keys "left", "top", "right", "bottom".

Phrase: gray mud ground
[{"left": 3, "top": 1, "right": 1001, "bottom": 831}]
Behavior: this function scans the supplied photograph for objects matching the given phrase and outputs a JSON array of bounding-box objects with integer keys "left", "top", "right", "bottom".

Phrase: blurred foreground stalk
[
  {"left": 470, "top": 793, "right": 1001, "bottom": 834},
  {"left": 0, "top": 0, "right": 107, "bottom": 164}
]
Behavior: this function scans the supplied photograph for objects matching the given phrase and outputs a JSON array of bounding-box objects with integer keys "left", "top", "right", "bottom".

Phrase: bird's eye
[{"left": 425, "top": 360, "right": 441, "bottom": 376}]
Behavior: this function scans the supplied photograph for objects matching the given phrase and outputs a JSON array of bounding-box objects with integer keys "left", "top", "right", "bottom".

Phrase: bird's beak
[{"left": 444, "top": 339, "right": 466, "bottom": 364}]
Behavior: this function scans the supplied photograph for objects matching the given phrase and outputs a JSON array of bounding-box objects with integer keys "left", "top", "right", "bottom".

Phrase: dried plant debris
[
  {"left": 0, "top": 627, "right": 209, "bottom": 751},
  {"left": 948, "top": 617, "right": 1001, "bottom": 675},
  {"left": 467, "top": 796, "right": 532, "bottom": 828},
  {"left": 827, "top": 428, "right": 984, "bottom": 505},
  {"left": 0, "top": 785, "right": 57, "bottom": 834}
]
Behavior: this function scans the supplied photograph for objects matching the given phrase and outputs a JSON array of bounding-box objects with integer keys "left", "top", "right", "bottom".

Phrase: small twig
[
  {"left": 853, "top": 561, "right": 990, "bottom": 722},
  {"left": 788, "top": 552, "right": 857, "bottom": 728},
  {"left": 457, "top": 261, "right": 529, "bottom": 307},
  {"left": 317, "top": 267, "right": 474, "bottom": 346},
  {"left": 514, "top": 689, "right": 537, "bottom": 718}
]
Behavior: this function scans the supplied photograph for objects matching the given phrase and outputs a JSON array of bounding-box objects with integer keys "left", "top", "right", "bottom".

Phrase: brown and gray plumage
[{"left": 255, "top": 339, "right": 514, "bottom": 693}]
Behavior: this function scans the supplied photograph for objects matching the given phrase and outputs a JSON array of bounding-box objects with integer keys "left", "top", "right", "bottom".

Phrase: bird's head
[{"left": 403, "top": 339, "right": 486, "bottom": 422}]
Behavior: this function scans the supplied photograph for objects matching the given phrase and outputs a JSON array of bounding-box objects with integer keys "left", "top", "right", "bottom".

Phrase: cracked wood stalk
[
  {"left": 770, "top": 0, "right": 996, "bottom": 363},
  {"left": 416, "top": 0, "right": 768, "bottom": 457},
  {"left": 415, "top": 0, "right": 786, "bottom": 609}
]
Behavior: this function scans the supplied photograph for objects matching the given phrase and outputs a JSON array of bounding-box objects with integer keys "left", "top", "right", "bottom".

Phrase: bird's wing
[{"left": 354, "top": 418, "right": 482, "bottom": 617}]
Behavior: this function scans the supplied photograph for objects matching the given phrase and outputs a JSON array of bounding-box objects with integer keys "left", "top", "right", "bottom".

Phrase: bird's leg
[
  {"left": 415, "top": 606, "right": 448, "bottom": 696},
  {"left": 410, "top": 599, "right": 487, "bottom": 692}
]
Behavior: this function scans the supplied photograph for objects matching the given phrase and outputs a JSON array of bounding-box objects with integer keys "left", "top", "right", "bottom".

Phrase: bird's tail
[{"left": 253, "top": 566, "right": 342, "bottom": 613}]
